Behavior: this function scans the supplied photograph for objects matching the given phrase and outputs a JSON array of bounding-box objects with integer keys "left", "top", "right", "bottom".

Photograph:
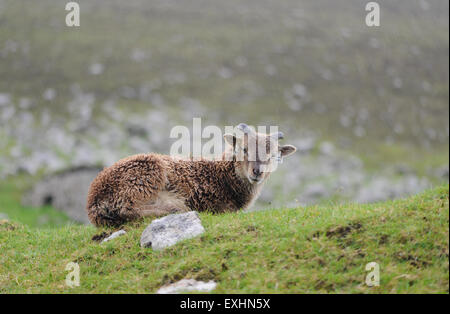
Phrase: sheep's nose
[{"left": 253, "top": 168, "right": 261, "bottom": 177}]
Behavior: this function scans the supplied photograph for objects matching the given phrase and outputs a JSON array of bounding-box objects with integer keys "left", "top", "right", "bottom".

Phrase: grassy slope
[{"left": 0, "top": 185, "right": 448, "bottom": 294}]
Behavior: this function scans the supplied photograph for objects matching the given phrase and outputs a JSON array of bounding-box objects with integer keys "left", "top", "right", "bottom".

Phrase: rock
[
  {"left": 433, "top": 166, "right": 449, "bottom": 181},
  {"left": 319, "top": 142, "right": 335, "bottom": 155},
  {"left": 299, "top": 183, "right": 329, "bottom": 204},
  {"left": 101, "top": 230, "right": 126, "bottom": 243},
  {"left": 0, "top": 213, "right": 9, "bottom": 220},
  {"left": 22, "top": 166, "right": 102, "bottom": 224},
  {"left": 156, "top": 279, "right": 217, "bottom": 294},
  {"left": 140, "top": 211, "right": 204, "bottom": 250},
  {"left": 303, "top": 183, "right": 328, "bottom": 199},
  {"left": 394, "top": 164, "right": 413, "bottom": 175},
  {"left": 294, "top": 137, "right": 316, "bottom": 154},
  {"left": 0, "top": 93, "right": 11, "bottom": 106},
  {"left": 356, "top": 175, "right": 430, "bottom": 204}
]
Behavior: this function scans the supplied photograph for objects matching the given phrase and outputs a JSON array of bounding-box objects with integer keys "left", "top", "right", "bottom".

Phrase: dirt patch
[
  {"left": 194, "top": 267, "right": 219, "bottom": 282},
  {"left": 312, "top": 222, "right": 363, "bottom": 239},
  {"left": 0, "top": 220, "right": 16, "bottom": 231},
  {"left": 325, "top": 222, "right": 363, "bottom": 238},
  {"left": 314, "top": 280, "right": 335, "bottom": 292},
  {"left": 221, "top": 262, "right": 228, "bottom": 271},
  {"left": 395, "top": 252, "right": 429, "bottom": 268},
  {"left": 91, "top": 231, "right": 113, "bottom": 242},
  {"left": 312, "top": 256, "right": 326, "bottom": 267},
  {"left": 439, "top": 247, "right": 449, "bottom": 258},
  {"left": 379, "top": 234, "right": 389, "bottom": 244}
]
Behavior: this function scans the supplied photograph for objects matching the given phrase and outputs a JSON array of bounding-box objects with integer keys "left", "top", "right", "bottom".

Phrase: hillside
[{"left": 0, "top": 185, "right": 448, "bottom": 293}]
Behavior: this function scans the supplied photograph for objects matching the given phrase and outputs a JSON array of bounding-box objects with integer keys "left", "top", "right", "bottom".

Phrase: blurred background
[{"left": 0, "top": 0, "right": 448, "bottom": 227}]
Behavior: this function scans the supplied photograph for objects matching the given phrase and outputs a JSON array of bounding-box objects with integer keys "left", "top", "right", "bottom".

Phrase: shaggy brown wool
[{"left": 86, "top": 154, "right": 259, "bottom": 226}]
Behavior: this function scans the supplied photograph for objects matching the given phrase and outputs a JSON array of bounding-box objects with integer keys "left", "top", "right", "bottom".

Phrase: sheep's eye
[{"left": 243, "top": 148, "right": 248, "bottom": 154}]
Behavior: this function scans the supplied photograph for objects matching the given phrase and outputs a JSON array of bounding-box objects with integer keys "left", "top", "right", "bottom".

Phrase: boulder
[
  {"left": 22, "top": 166, "right": 102, "bottom": 224},
  {"left": 140, "top": 211, "right": 204, "bottom": 250}
]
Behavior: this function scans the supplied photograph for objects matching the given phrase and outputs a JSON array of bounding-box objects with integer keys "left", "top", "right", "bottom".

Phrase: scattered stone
[
  {"left": 395, "top": 164, "right": 413, "bottom": 175},
  {"left": 22, "top": 166, "right": 102, "bottom": 224},
  {"left": 101, "top": 230, "right": 126, "bottom": 243},
  {"left": 156, "top": 279, "right": 217, "bottom": 294},
  {"left": 92, "top": 231, "right": 112, "bottom": 242},
  {"left": 0, "top": 93, "right": 11, "bottom": 106},
  {"left": 433, "top": 166, "right": 449, "bottom": 181},
  {"left": 140, "top": 211, "right": 205, "bottom": 250},
  {"left": 356, "top": 176, "right": 430, "bottom": 204},
  {"left": 319, "top": 141, "right": 335, "bottom": 155},
  {"left": 303, "top": 183, "right": 328, "bottom": 199},
  {"left": 294, "top": 137, "right": 316, "bottom": 154}
]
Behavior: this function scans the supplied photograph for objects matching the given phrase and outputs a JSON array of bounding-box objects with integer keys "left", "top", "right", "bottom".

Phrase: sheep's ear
[
  {"left": 224, "top": 133, "right": 237, "bottom": 146},
  {"left": 279, "top": 145, "right": 297, "bottom": 157}
]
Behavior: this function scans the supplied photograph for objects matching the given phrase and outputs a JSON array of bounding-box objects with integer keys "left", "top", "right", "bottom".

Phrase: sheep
[{"left": 86, "top": 124, "right": 297, "bottom": 226}]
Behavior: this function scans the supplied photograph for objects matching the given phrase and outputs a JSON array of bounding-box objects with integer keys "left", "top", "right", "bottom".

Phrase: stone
[
  {"left": 156, "top": 279, "right": 217, "bottom": 294},
  {"left": 22, "top": 166, "right": 102, "bottom": 224},
  {"left": 0, "top": 213, "right": 9, "bottom": 220},
  {"left": 140, "top": 211, "right": 204, "bottom": 250},
  {"left": 319, "top": 141, "right": 335, "bottom": 155},
  {"left": 101, "top": 230, "right": 126, "bottom": 243}
]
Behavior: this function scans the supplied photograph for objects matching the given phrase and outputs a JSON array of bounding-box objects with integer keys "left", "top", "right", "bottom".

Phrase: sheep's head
[{"left": 224, "top": 123, "right": 297, "bottom": 184}]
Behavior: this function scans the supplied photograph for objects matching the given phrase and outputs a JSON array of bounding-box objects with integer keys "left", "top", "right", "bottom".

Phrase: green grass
[{"left": 0, "top": 185, "right": 448, "bottom": 293}]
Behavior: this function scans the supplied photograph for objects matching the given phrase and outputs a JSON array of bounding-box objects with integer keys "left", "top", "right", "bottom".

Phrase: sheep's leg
[
  {"left": 140, "top": 204, "right": 184, "bottom": 218},
  {"left": 138, "top": 190, "right": 189, "bottom": 218}
]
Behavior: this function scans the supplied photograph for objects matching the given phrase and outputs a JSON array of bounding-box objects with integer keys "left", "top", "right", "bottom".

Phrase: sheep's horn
[
  {"left": 271, "top": 131, "right": 284, "bottom": 140},
  {"left": 237, "top": 123, "right": 251, "bottom": 134}
]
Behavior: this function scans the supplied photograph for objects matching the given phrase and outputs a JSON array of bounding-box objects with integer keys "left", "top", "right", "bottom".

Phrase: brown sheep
[{"left": 86, "top": 124, "right": 297, "bottom": 227}]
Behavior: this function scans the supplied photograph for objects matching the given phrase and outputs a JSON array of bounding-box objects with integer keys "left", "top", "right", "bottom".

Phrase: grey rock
[
  {"left": 0, "top": 213, "right": 9, "bottom": 220},
  {"left": 319, "top": 141, "right": 335, "bottom": 155},
  {"left": 395, "top": 164, "right": 413, "bottom": 175},
  {"left": 303, "top": 183, "right": 328, "bottom": 199},
  {"left": 0, "top": 93, "right": 11, "bottom": 106},
  {"left": 140, "top": 211, "right": 204, "bottom": 250},
  {"left": 22, "top": 166, "right": 102, "bottom": 224},
  {"left": 101, "top": 230, "right": 126, "bottom": 243},
  {"left": 434, "top": 166, "right": 449, "bottom": 181},
  {"left": 156, "top": 279, "right": 217, "bottom": 294},
  {"left": 298, "top": 183, "right": 329, "bottom": 204},
  {"left": 356, "top": 175, "right": 430, "bottom": 204},
  {"left": 294, "top": 137, "right": 316, "bottom": 154}
]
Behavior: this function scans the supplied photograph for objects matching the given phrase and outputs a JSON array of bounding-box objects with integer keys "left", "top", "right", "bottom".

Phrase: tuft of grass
[{"left": 0, "top": 185, "right": 448, "bottom": 293}]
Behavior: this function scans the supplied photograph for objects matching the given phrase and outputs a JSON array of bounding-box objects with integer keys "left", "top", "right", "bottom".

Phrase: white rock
[
  {"left": 89, "top": 63, "right": 104, "bottom": 75},
  {"left": 157, "top": 279, "right": 217, "bottom": 294},
  {"left": 101, "top": 230, "right": 126, "bottom": 243},
  {"left": 0, "top": 93, "right": 11, "bottom": 106},
  {"left": 140, "top": 211, "right": 204, "bottom": 250},
  {"left": 319, "top": 141, "right": 335, "bottom": 155}
]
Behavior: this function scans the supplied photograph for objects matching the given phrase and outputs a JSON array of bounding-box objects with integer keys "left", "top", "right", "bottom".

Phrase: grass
[{"left": 0, "top": 184, "right": 448, "bottom": 293}]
